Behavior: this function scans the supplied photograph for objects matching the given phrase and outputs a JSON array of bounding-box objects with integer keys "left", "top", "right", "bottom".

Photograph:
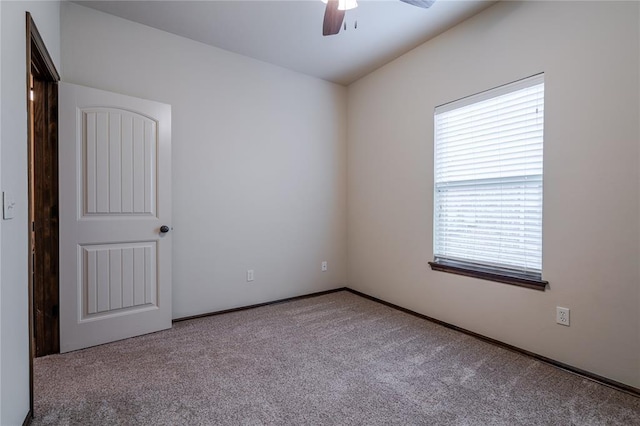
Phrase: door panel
[
  {"left": 83, "top": 109, "right": 157, "bottom": 215},
  {"left": 81, "top": 242, "right": 156, "bottom": 317},
  {"left": 59, "top": 83, "right": 171, "bottom": 353}
]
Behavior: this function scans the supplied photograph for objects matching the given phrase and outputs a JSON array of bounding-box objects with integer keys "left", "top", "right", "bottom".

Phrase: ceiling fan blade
[
  {"left": 323, "top": 0, "right": 345, "bottom": 36},
  {"left": 399, "top": 0, "right": 436, "bottom": 9}
]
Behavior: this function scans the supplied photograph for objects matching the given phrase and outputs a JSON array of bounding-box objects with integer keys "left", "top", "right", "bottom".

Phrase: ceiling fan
[{"left": 322, "top": 0, "right": 436, "bottom": 36}]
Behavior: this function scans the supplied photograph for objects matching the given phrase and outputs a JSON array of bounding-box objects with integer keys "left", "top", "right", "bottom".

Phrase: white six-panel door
[{"left": 59, "top": 83, "right": 172, "bottom": 352}]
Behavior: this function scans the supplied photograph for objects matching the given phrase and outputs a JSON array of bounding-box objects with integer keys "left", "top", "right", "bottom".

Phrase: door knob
[{"left": 160, "top": 225, "right": 170, "bottom": 233}]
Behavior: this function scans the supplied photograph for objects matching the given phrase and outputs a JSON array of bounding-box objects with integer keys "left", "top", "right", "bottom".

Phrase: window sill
[{"left": 428, "top": 259, "right": 548, "bottom": 291}]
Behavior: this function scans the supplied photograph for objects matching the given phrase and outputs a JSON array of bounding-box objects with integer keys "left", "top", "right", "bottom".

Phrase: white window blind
[{"left": 433, "top": 74, "right": 544, "bottom": 277}]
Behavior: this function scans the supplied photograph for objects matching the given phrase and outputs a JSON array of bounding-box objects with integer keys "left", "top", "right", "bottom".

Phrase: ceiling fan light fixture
[
  {"left": 338, "top": 0, "right": 358, "bottom": 11},
  {"left": 321, "top": 0, "right": 358, "bottom": 11}
]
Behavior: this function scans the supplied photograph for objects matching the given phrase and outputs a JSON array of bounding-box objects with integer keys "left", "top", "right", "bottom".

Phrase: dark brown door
[{"left": 31, "top": 74, "right": 59, "bottom": 357}]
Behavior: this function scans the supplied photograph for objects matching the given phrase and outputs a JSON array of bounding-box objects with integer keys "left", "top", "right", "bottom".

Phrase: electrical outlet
[
  {"left": 556, "top": 307, "right": 570, "bottom": 326},
  {"left": 321, "top": 261, "right": 328, "bottom": 272},
  {"left": 247, "top": 269, "right": 254, "bottom": 282}
]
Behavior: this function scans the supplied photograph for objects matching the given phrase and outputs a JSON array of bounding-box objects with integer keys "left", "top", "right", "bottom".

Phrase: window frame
[{"left": 429, "top": 74, "right": 549, "bottom": 291}]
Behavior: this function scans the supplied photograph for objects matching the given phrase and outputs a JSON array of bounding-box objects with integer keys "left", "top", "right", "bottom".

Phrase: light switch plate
[{"left": 3, "top": 192, "right": 15, "bottom": 220}]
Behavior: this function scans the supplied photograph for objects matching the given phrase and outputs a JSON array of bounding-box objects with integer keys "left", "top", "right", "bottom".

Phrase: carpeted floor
[{"left": 33, "top": 291, "right": 640, "bottom": 425}]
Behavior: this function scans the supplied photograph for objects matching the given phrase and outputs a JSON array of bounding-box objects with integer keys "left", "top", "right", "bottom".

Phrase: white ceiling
[{"left": 75, "top": 0, "right": 496, "bottom": 85}]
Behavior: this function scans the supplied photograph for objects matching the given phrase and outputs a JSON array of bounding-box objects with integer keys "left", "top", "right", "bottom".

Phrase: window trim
[{"left": 428, "top": 259, "right": 548, "bottom": 291}]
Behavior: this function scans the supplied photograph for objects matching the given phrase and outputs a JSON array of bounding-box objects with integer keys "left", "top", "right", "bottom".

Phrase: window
[{"left": 429, "top": 74, "right": 548, "bottom": 290}]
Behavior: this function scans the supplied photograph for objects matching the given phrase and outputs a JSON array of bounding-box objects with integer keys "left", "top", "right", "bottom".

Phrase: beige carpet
[{"left": 33, "top": 291, "right": 640, "bottom": 425}]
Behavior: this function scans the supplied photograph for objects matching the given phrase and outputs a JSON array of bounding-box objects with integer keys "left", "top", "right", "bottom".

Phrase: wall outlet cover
[{"left": 556, "top": 307, "right": 570, "bottom": 326}]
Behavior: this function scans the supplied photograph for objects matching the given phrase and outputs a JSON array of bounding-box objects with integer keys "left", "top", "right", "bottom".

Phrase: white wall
[
  {"left": 347, "top": 1, "right": 640, "bottom": 388},
  {"left": 0, "top": 2, "right": 3, "bottom": 421},
  {"left": 0, "top": 1, "right": 61, "bottom": 424},
  {"left": 61, "top": 2, "right": 348, "bottom": 319}
]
